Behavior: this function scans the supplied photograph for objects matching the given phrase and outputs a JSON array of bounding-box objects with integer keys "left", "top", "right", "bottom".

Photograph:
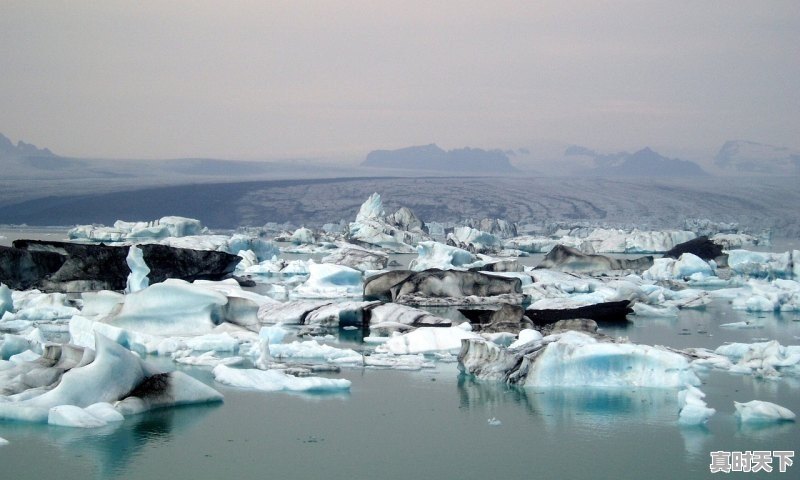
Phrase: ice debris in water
[
  {"left": 677, "top": 386, "right": 715, "bottom": 426},
  {"left": 212, "top": 365, "right": 351, "bottom": 392},
  {"left": 487, "top": 417, "right": 502, "bottom": 426},
  {"left": 734, "top": 400, "right": 796, "bottom": 423}
]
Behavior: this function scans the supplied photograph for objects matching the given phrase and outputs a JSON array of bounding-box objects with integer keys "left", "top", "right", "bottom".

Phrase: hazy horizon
[{"left": 1, "top": 1, "right": 798, "bottom": 161}]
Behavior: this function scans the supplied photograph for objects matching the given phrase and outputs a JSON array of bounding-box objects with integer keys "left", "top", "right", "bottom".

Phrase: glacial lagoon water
[{"left": 1, "top": 230, "right": 799, "bottom": 479}]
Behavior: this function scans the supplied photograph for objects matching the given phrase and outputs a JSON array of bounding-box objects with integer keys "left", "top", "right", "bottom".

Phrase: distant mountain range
[
  {"left": 714, "top": 140, "right": 800, "bottom": 175},
  {"left": 565, "top": 146, "right": 707, "bottom": 177},
  {"left": 0, "top": 132, "right": 56, "bottom": 158},
  {"left": 362, "top": 144, "right": 517, "bottom": 174}
]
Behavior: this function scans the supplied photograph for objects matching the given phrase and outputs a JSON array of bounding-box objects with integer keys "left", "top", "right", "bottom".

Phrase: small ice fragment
[
  {"left": 734, "top": 400, "right": 796, "bottom": 423},
  {"left": 488, "top": 417, "right": 502, "bottom": 426}
]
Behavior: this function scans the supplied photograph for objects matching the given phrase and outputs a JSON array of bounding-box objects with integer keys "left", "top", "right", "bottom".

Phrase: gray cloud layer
[{"left": 1, "top": 1, "right": 798, "bottom": 159}]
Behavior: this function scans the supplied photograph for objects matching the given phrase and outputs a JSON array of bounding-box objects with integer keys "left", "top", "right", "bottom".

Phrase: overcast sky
[{"left": 1, "top": 1, "right": 798, "bottom": 160}]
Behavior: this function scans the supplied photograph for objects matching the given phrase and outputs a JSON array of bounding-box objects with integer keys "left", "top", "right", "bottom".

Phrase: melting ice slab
[
  {"left": 734, "top": 400, "right": 796, "bottom": 423},
  {"left": 0, "top": 333, "right": 222, "bottom": 425},
  {"left": 212, "top": 365, "right": 351, "bottom": 392},
  {"left": 459, "top": 331, "right": 700, "bottom": 389},
  {"left": 522, "top": 332, "right": 699, "bottom": 388}
]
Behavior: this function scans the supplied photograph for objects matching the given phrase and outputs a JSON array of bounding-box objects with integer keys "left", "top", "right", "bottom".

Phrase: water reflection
[
  {"left": 736, "top": 420, "right": 796, "bottom": 439},
  {"left": 47, "top": 403, "right": 220, "bottom": 479},
  {"left": 679, "top": 425, "right": 712, "bottom": 457},
  {"left": 457, "top": 374, "right": 679, "bottom": 431}
]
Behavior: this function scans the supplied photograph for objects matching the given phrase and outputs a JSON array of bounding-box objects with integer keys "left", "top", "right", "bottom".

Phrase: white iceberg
[
  {"left": 0, "top": 283, "right": 12, "bottom": 316},
  {"left": 125, "top": 245, "right": 150, "bottom": 293},
  {"left": 376, "top": 326, "right": 482, "bottom": 355},
  {"left": 727, "top": 249, "right": 793, "bottom": 278},
  {"left": 212, "top": 365, "right": 351, "bottom": 392},
  {"left": 409, "top": 241, "right": 481, "bottom": 271},
  {"left": 521, "top": 331, "right": 700, "bottom": 388},
  {"left": 678, "top": 386, "right": 715, "bottom": 425},
  {"left": 292, "top": 262, "right": 363, "bottom": 298},
  {"left": 446, "top": 226, "right": 503, "bottom": 254},
  {"left": 346, "top": 193, "right": 425, "bottom": 253},
  {"left": 48, "top": 405, "right": 109, "bottom": 428},
  {"left": 268, "top": 340, "right": 362, "bottom": 363},
  {"left": 643, "top": 253, "right": 714, "bottom": 281},
  {"left": 734, "top": 400, "right": 796, "bottom": 423}
]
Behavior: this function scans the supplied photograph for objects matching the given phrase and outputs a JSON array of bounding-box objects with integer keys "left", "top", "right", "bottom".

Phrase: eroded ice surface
[
  {"left": 734, "top": 400, "right": 796, "bottom": 423},
  {"left": 212, "top": 365, "right": 351, "bottom": 392}
]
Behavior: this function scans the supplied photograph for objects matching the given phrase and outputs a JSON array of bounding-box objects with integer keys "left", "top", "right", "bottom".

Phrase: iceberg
[
  {"left": 376, "top": 326, "right": 481, "bottom": 355},
  {"left": 0, "top": 283, "right": 12, "bottom": 316},
  {"left": 459, "top": 331, "right": 700, "bottom": 389},
  {"left": 125, "top": 245, "right": 149, "bottom": 293},
  {"left": 583, "top": 228, "right": 696, "bottom": 254},
  {"left": 268, "top": 339, "right": 362, "bottom": 363},
  {"left": 642, "top": 253, "right": 714, "bottom": 281},
  {"left": 290, "top": 227, "right": 316, "bottom": 245},
  {"left": 446, "top": 226, "right": 503, "bottom": 254},
  {"left": 346, "top": 193, "right": 428, "bottom": 253},
  {"left": 734, "top": 400, "right": 796, "bottom": 423},
  {"left": 0, "top": 334, "right": 223, "bottom": 423},
  {"left": 212, "top": 364, "right": 351, "bottom": 392},
  {"left": 523, "top": 332, "right": 699, "bottom": 388},
  {"left": 68, "top": 216, "right": 206, "bottom": 242},
  {"left": 727, "top": 249, "right": 793, "bottom": 279},
  {"left": 257, "top": 300, "right": 334, "bottom": 325},
  {"left": 409, "top": 241, "right": 481, "bottom": 271},
  {"left": 726, "top": 279, "right": 800, "bottom": 312},
  {"left": 321, "top": 244, "right": 388, "bottom": 271},
  {"left": 48, "top": 405, "right": 109, "bottom": 428},
  {"left": 677, "top": 386, "right": 715, "bottom": 425},
  {"left": 102, "top": 279, "right": 228, "bottom": 337},
  {"left": 292, "top": 262, "right": 363, "bottom": 298},
  {"left": 367, "top": 303, "right": 451, "bottom": 335}
]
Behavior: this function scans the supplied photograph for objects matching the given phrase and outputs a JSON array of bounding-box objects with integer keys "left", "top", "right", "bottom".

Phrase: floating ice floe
[
  {"left": 727, "top": 249, "right": 794, "bottom": 279},
  {"left": 642, "top": 254, "right": 714, "bottom": 281},
  {"left": 0, "top": 283, "right": 12, "bottom": 316},
  {"left": 459, "top": 331, "right": 700, "bottom": 388},
  {"left": 292, "top": 262, "right": 363, "bottom": 298},
  {"left": 346, "top": 193, "right": 428, "bottom": 253},
  {"left": 582, "top": 228, "right": 696, "bottom": 254},
  {"left": 267, "top": 339, "right": 362, "bottom": 363},
  {"left": 409, "top": 241, "right": 481, "bottom": 271},
  {"left": 0, "top": 334, "right": 222, "bottom": 425},
  {"left": 125, "top": 245, "right": 149, "bottom": 293},
  {"left": 68, "top": 216, "right": 206, "bottom": 242},
  {"left": 212, "top": 364, "right": 351, "bottom": 392},
  {"left": 718, "top": 279, "right": 800, "bottom": 312},
  {"left": 367, "top": 303, "right": 451, "bottom": 334},
  {"left": 710, "top": 233, "right": 764, "bottom": 250},
  {"left": 289, "top": 227, "right": 316, "bottom": 245},
  {"left": 321, "top": 243, "right": 388, "bottom": 271},
  {"left": 446, "top": 226, "right": 503, "bottom": 254},
  {"left": 0, "top": 436, "right": 8, "bottom": 446},
  {"left": 506, "top": 229, "right": 695, "bottom": 255},
  {"left": 734, "top": 400, "right": 796, "bottom": 423},
  {"left": 685, "top": 340, "right": 800, "bottom": 377},
  {"left": 362, "top": 353, "right": 435, "bottom": 370},
  {"left": 375, "top": 325, "right": 482, "bottom": 355},
  {"left": 677, "top": 386, "right": 715, "bottom": 425}
]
